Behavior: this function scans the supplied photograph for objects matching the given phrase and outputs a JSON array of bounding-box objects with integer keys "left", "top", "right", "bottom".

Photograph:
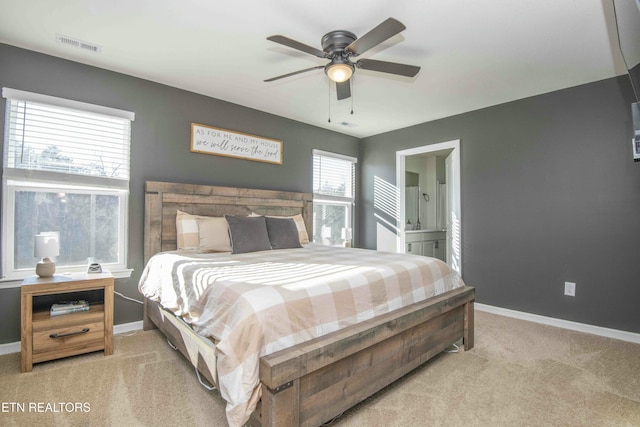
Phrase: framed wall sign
[{"left": 190, "top": 123, "right": 283, "bottom": 165}]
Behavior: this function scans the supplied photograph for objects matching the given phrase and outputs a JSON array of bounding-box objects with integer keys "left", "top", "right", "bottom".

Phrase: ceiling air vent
[
  {"left": 340, "top": 121, "right": 358, "bottom": 128},
  {"left": 56, "top": 34, "right": 102, "bottom": 53}
]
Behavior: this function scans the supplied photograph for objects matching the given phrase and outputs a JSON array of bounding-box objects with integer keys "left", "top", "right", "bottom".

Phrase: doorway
[{"left": 396, "top": 140, "right": 462, "bottom": 274}]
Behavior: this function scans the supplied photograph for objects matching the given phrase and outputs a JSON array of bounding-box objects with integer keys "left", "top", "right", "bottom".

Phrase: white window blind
[
  {"left": 2, "top": 88, "right": 133, "bottom": 189},
  {"left": 312, "top": 150, "right": 356, "bottom": 199}
]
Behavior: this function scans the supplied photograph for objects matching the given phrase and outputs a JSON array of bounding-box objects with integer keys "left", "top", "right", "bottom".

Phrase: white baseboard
[
  {"left": 0, "top": 341, "right": 20, "bottom": 356},
  {"left": 0, "top": 320, "right": 144, "bottom": 356},
  {"left": 115, "top": 320, "right": 143, "bottom": 335},
  {"left": 475, "top": 303, "right": 640, "bottom": 345}
]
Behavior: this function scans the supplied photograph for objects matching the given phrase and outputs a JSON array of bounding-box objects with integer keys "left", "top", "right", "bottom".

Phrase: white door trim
[{"left": 396, "top": 139, "right": 462, "bottom": 274}]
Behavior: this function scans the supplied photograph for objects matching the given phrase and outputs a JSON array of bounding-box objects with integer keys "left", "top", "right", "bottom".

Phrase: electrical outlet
[{"left": 564, "top": 281, "right": 576, "bottom": 297}]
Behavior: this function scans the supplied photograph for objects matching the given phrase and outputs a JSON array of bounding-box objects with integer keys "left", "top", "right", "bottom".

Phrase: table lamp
[
  {"left": 34, "top": 232, "right": 59, "bottom": 277},
  {"left": 341, "top": 227, "right": 352, "bottom": 247}
]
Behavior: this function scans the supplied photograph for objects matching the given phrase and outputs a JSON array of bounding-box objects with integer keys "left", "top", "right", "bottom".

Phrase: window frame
[
  {"left": 312, "top": 149, "right": 357, "bottom": 246},
  {"left": 2, "top": 180, "right": 129, "bottom": 280},
  {"left": 1, "top": 88, "right": 134, "bottom": 281}
]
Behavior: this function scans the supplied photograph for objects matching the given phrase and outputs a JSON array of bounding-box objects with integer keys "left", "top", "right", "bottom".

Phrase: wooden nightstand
[{"left": 21, "top": 271, "right": 114, "bottom": 372}]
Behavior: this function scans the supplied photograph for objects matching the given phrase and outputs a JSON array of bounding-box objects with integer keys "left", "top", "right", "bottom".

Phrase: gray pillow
[
  {"left": 265, "top": 217, "right": 303, "bottom": 249},
  {"left": 225, "top": 215, "right": 272, "bottom": 254}
]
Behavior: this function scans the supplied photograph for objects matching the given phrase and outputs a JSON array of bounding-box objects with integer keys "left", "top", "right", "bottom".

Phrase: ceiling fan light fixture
[
  {"left": 266, "top": 18, "right": 420, "bottom": 100},
  {"left": 325, "top": 62, "right": 353, "bottom": 83}
]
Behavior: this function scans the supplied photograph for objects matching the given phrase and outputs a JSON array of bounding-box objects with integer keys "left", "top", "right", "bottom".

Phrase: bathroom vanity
[{"left": 405, "top": 229, "right": 446, "bottom": 262}]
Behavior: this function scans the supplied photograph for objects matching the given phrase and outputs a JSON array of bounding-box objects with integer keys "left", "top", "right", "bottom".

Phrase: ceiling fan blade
[
  {"left": 336, "top": 81, "right": 351, "bottom": 100},
  {"left": 356, "top": 59, "right": 420, "bottom": 77},
  {"left": 267, "top": 35, "right": 328, "bottom": 58},
  {"left": 346, "top": 18, "right": 406, "bottom": 57},
  {"left": 264, "top": 66, "right": 324, "bottom": 82}
]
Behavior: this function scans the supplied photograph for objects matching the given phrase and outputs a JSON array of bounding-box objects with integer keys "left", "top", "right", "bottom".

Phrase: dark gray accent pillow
[
  {"left": 225, "top": 215, "right": 272, "bottom": 254},
  {"left": 265, "top": 217, "right": 303, "bottom": 250}
]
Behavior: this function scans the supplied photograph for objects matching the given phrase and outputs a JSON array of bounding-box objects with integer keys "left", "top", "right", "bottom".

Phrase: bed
[{"left": 140, "top": 180, "right": 475, "bottom": 427}]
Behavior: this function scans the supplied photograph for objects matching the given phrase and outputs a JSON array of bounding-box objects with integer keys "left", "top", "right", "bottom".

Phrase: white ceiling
[{"left": 0, "top": 0, "right": 630, "bottom": 138}]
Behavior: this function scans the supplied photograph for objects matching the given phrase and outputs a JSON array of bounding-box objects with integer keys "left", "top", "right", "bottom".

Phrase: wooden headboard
[{"left": 144, "top": 181, "right": 313, "bottom": 264}]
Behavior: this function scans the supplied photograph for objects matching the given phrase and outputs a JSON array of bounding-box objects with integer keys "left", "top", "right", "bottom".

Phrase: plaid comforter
[{"left": 138, "top": 244, "right": 465, "bottom": 426}]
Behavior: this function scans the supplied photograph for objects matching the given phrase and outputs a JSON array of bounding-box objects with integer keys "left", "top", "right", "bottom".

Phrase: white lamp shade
[
  {"left": 321, "top": 226, "right": 332, "bottom": 238},
  {"left": 34, "top": 232, "right": 60, "bottom": 259},
  {"left": 341, "top": 228, "right": 352, "bottom": 240}
]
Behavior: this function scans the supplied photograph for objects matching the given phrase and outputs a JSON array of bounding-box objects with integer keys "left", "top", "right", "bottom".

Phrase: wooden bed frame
[{"left": 142, "top": 180, "right": 475, "bottom": 427}]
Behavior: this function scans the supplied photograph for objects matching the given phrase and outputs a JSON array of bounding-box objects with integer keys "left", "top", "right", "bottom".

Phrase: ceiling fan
[{"left": 264, "top": 18, "right": 420, "bottom": 100}]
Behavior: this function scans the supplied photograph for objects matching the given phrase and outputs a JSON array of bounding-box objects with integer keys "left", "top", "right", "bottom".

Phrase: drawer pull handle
[{"left": 49, "top": 328, "right": 90, "bottom": 339}]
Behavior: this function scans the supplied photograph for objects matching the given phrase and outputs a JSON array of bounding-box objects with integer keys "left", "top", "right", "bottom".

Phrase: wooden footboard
[
  {"left": 144, "top": 286, "right": 475, "bottom": 427},
  {"left": 256, "top": 285, "right": 474, "bottom": 427}
]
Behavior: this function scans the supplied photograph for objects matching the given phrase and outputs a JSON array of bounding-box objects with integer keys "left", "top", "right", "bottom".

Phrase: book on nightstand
[{"left": 50, "top": 300, "right": 90, "bottom": 316}]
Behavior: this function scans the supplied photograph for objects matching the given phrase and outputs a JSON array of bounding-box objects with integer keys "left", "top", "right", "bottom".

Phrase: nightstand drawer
[{"left": 33, "top": 321, "right": 105, "bottom": 362}]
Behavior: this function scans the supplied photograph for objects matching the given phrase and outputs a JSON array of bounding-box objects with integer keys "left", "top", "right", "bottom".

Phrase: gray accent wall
[
  {"left": 0, "top": 44, "right": 359, "bottom": 344},
  {"left": 359, "top": 76, "right": 640, "bottom": 333}
]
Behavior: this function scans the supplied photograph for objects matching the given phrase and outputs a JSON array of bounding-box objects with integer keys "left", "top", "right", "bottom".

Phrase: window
[
  {"left": 312, "top": 149, "right": 357, "bottom": 246},
  {"left": 2, "top": 88, "right": 134, "bottom": 280}
]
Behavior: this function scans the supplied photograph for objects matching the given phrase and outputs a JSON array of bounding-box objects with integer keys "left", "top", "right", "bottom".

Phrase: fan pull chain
[
  {"left": 328, "top": 80, "right": 332, "bottom": 123},
  {"left": 350, "top": 78, "right": 354, "bottom": 115}
]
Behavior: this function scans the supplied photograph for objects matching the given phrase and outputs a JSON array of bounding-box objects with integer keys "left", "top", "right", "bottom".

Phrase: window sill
[{"left": 0, "top": 268, "right": 133, "bottom": 289}]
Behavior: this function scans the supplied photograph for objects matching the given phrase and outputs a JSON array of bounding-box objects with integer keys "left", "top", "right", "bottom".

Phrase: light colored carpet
[{"left": 0, "top": 311, "right": 638, "bottom": 426}]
